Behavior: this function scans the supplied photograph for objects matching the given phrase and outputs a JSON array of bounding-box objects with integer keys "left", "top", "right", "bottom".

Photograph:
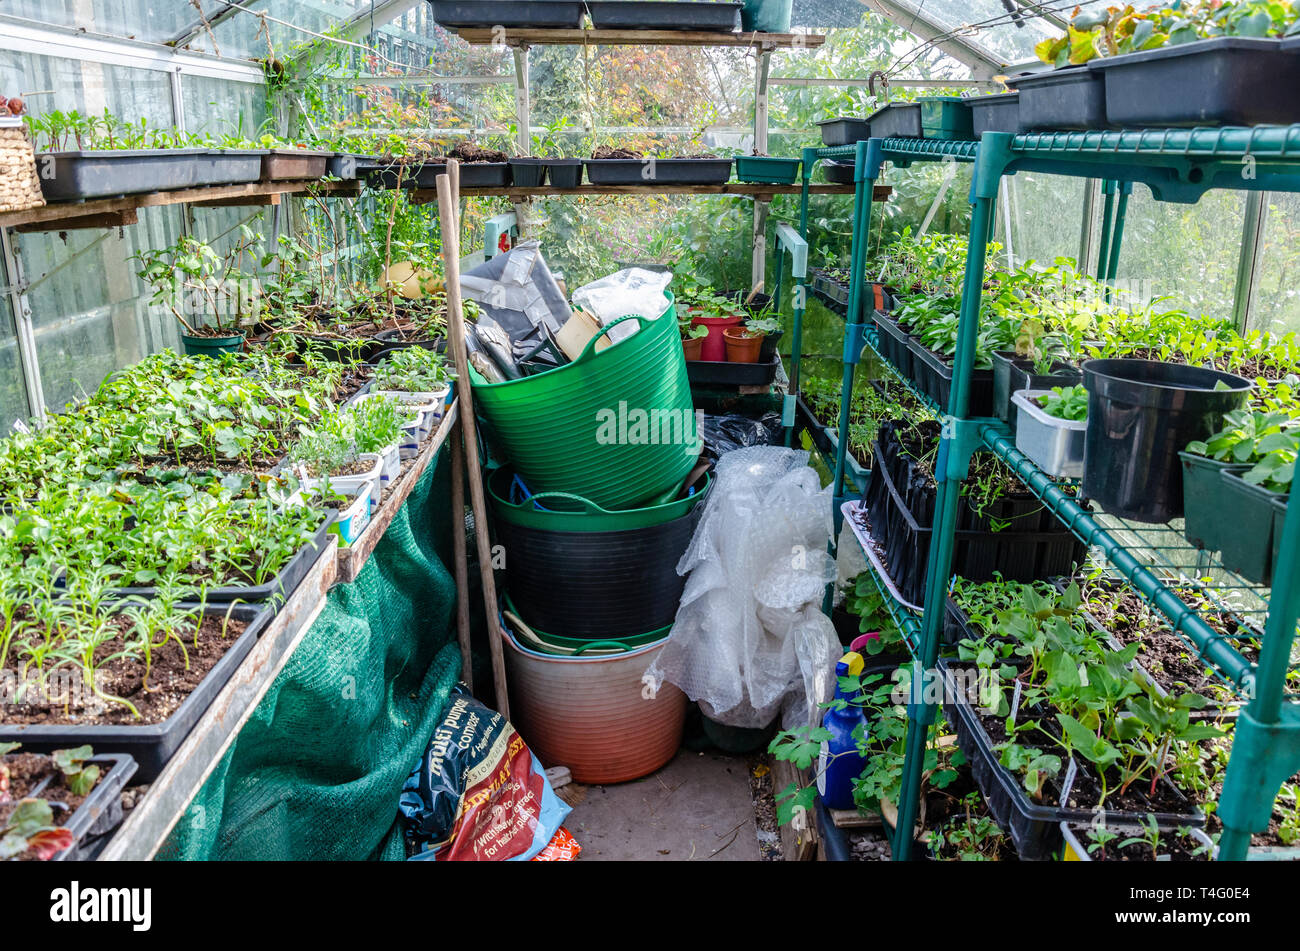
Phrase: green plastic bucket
[
  {"left": 181, "top": 332, "right": 245, "bottom": 357},
  {"left": 489, "top": 465, "right": 710, "bottom": 532},
  {"left": 470, "top": 293, "right": 700, "bottom": 510},
  {"left": 741, "top": 0, "right": 792, "bottom": 32}
]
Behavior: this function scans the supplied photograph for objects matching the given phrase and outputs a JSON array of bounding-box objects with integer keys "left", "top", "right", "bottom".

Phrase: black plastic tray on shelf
[
  {"left": 872, "top": 312, "right": 914, "bottom": 379},
  {"left": 584, "top": 157, "right": 732, "bottom": 185},
  {"left": 1092, "top": 36, "right": 1300, "bottom": 127},
  {"left": 867, "top": 102, "right": 922, "bottom": 139},
  {"left": 1011, "top": 66, "right": 1107, "bottom": 131},
  {"left": 686, "top": 353, "right": 779, "bottom": 387},
  {"left": 821, "top": 159, "right": 855, "bottom": 184},
  {"left": 586, "top": 1, "right": 742, "bottom": 31},
  {"left": 968, "top": 92, "right": 1020, "bottom": 136},
  {"left": 816, "top": 116, "right": 871, "bottom": 147},
  {"left": 35, "top": 149, "right": 265, "bottom": 202},
  {"left": 938, "top": 659, "right": 1204, "bottom": 861},
  {"left": 906, "top": 338, "right": 994, "bottom": 416},
  {"left": 0, "top": 603, "right": 274, "bottom": 783},
  {"left": 432, "top": 0, "right": 585, "bottom": 28},
  {"left": 49, "top": 752, "right": 138, "bottom": 861},
  {"left": 795, "top": 393, "right": 835, "bottom": 456}
]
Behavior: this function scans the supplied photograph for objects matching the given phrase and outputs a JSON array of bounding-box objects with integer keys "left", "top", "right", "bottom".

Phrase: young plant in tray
[{"left": 371, "top": 346, "right": 453, "bottom": 396}]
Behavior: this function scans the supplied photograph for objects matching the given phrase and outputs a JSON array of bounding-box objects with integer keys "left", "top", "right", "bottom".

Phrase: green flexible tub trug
[{"left": 469, "top": 293, "right": 700, "bottom": 510}]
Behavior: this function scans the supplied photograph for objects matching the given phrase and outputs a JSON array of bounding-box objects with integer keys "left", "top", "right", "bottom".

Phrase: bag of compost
[{"left": 399, "top": 684, "right": 574, "bottom": 861}]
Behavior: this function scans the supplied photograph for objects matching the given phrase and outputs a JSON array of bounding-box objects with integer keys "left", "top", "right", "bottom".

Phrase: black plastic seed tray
[
  {"left": 866, "top": 102, "right": 922, "bottom": 139},
  {"left": 1011, "top": 66, "right": 1107, "bottom": 131},
  {"left": 686, "top": 353, "right": 778, "bottom": 387},
  {"left": 432, "top": 0, "right": 585, "bottom": 29},
  {"left": 586, "top": 1, "right": 742, "bottom": 31},
  {"left": 0, "top": 603, "right": 274, "bottom": 783},
  {"left": 968, "top": 92, "right": 1020, "bottom": 136},
  {"left": 46, "top": 753, "right": 138, "bottom": 861},
  {"left": 821, "top": 159, "right": 855, "bottom": 184},
  {"left": 35, "top": 149, "right": 265, "bottom": 202},
  {"left": 1092, "top": 36, "right": 1300, "bottom": 127},
  {"left": 584, "top": 157, "right": 732, "bottom": 185},
  {"left": 816, "top": 116, "right": 870, "bottom": 147}
]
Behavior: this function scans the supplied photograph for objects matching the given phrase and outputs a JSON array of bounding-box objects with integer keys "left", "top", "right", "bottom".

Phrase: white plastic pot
[
  {"left": 1012, "top": 388, "right": 1087, "bottom": 479},
  {"left": 327, "top": 478, "right": 375, "bottom": 547},
  {"left": 300, "top": 453, "right": 383, "bottom": 515}
]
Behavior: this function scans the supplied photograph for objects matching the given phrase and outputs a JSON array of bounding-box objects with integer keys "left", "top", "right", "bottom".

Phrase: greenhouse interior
[{"left": 1, "top": 0, "right": 1300, "bottom": 890}]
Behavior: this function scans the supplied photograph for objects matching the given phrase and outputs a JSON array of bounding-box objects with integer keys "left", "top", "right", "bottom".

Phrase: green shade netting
[{"left": 159, "top": 452, "right": 462, "bottom": 861}]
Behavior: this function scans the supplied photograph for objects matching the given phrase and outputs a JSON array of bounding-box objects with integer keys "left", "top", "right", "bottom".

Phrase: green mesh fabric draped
[{"left": 159, "top": 453, "right": 462, "bottom": 861}]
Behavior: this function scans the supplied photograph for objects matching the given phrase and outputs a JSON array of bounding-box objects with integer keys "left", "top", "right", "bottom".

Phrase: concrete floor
[{"left": 564, "top": 750, "right": 761, "bottom": 861}]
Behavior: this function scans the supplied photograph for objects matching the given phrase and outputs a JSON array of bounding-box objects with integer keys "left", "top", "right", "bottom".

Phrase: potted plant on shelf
[
  {"left": 135, "top": 225, "right": 263, "bottom": 356},
  {"left": 678, "top": 313, "right": 709, "bottom": 361},
  {"left": 745, "top": 314, "right": 781, "bottom": 361},
  {"left": 723, "top": 316, "right": 767, "bottom": 363},
  {"left": 992, "top": 317, "right": 1081, "bottom": 427},
  {"left": 680, "top": 283, "right": 745, "bottom": 361},
  {"left": 1012, "top": 384, "right": 1089, "bottom": 479}
]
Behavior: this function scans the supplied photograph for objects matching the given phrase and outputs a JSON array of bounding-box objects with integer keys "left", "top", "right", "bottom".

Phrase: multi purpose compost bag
[{"left": 399, "top": 684, "right": 574, "bottom": 861}]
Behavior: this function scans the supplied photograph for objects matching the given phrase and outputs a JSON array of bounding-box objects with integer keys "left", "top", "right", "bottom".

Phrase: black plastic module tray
[
  {"left": 585, "top": 157, "right": 732, "bottom": 185},
  {"left": 545, "top": 158, "right": 583, "bottom": 187},
  {"left": 686, "top": 353, "right": 779, "bottom": 386},
  {"left": 432, "top": 0, "right": 585, "bottom": 28},
  {"left": 326, "top": 152, "right": 375, "bottom": 179},
  {"left": 0, "top": 603, "right": 274, "bottom": 783},
  {"left": 1012, "top": 66, "right": 1107, "bottom": 131},
  {"left": 822, "top": 159, "right": 855, "bottom": 184},
  {"left": 49, "top": 753, "right": 138, "bottom": 861},
  {"left": 586, "top": 1, "right": 742, "bottom": 31},
  {"left": 35, "top": 149, "right": 265, "bottom": 202},
  {"left": 366, "top": 161, "right": 444, "bottom": 189},
  {"left": 907, "top": 338, "right": 994, "bottom": 416},
  {"left": 1092, "top": 36, "right": 1300, "bottom": 127}
]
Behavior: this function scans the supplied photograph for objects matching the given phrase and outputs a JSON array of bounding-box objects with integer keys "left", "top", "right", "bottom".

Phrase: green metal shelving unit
[{"left": 792, "top": 125, "right": 1300, "bottom": 862}]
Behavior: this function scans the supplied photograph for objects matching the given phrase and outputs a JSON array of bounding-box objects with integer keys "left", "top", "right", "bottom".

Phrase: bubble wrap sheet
[{"left": 644, "top": 447, "right": 841, "bottom": 729}]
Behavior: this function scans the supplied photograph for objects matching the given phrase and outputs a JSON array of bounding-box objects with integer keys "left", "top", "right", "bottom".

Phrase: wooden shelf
[
  {"left": 451, "top": 28, "right": 824, "bottom": 49},
  {"left": 336, "top": 400, "right": 458, "bottom": 585},
  {"left": 413, "top": 183, "right": 892, "bottom": 203},
  {"left": 0, "top": 179, "right": 361, "bottom": 233}
]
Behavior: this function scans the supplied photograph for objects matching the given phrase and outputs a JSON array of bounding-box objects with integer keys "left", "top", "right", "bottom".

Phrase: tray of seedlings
[
  {"left": 584, "top": 145, "right": 732, "bottom": 185},
  {"left": 1, "top": 745, "right": 137, "bottom": 861}
]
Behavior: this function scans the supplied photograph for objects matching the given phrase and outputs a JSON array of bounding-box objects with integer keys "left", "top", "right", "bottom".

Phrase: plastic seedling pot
[
  {"left": 300, "top": 452, "right": 383, "bottom": 516},
  {"left": 0, "top": 603, "right": 274, "bottom": 782},
  {"left": 34, "top": 149, "right": 264, "bottom": 201},
  {"left": 325, "top": 152, "right": 373, "bottom": 179},
  {"left": 1012, "top": 389, "right": 1087, "bottom": 479},
  {"left": 432, "top": 0, "right": 584, "bottom": 28},
  {"left": 866, "top": 102, "right": 922, "bottom": 139},
  {"left": 1081, "top": 359, "right": 1253, "bottom": 524},
  {"left": 815, "top": 117, "right": 870, "bottom": 147},
  {"left": 992, "top": 351, "right": 1081, "bottom": 427},
  {"left": 969, "top": 92, "right": 1020, "bottom": 136},
  {"left": 377, "top": 443, "right": 401, "bottom": 486},
  {"left": 919, "top": 96, "right": 974, "bottom": 140},
  {"left": 325, "top": 480, "right": 375, "bottom": 548},
  {"left": 1092, "top": 37, "right": 1300, "bottom": 127},
  {"left": 587, "top": 1, "right": 742, "bottom": 30},
  {"left": 545, "top": 158, "right": 583, "bottom": 187},
  {"left": 734, "top": 155, "right": 802, "bottom": 184},
  {"left": 507, "top": 157, "right": 547, "bottom": 186},
  {"left": 1011, "top": 66, "right": 1107, "bottom": 131},
  {"left": 723, "top": 327, "right": 763, "bottom": 363},
  {"left": 873, "top": 312, "right": 913, "bottom": 376},
  {"left": 691, "top": 312, "right": 744, "bottom": 362},
  {"left": 908, "top": 339, "right": 995, "bottom": 416},
  {"left": 181, "top": 331, "right": 244, "bottom": 357},
  {"left": 1178, "top": 451, "right": 1249, "bottom": 553},
  {"left": 1217, "top": 471, "right": 1286, "bottom": 585},
  {"left": 48, "top": 753, "right": 138, "bottom": 861},
  {"left": 260, "top": 148, "right": 330, "bottom": 181},
  {"left": 1059, "top": 821, "right": 1215, "bottom": 862}
]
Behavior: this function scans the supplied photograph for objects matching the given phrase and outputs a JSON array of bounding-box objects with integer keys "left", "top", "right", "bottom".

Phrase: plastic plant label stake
[
  {"left": 1060, "top": 757, "right": 1078, "bottom": 806},
  {"left": 1009, "top": 680, "right": 1023, "bottom": 723},
  {"left": 11, "top": 419, "right": 29, "bottom": 435}
]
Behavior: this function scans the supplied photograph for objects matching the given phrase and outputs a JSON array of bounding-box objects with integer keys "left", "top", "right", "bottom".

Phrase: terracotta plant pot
[
  {"left": 723, "top": 327, "right": 764, "bottom": 363},
  {"left": 681, "top": 334, "right": 704, "bottom": 361}
]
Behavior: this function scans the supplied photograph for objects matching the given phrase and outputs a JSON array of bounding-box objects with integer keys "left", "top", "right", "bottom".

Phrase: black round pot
[
  {"left": 1081, "top": 358, "right": 1252, "bottom": 524},
  {"left": 494, "top": 480, "right": 710, "bottom": 638},
  {"left": 545, "top": 158, "right": 583, "bottom": 188},
  {"left": 508, "top": 157, "right": 547, "bottom": 186}
]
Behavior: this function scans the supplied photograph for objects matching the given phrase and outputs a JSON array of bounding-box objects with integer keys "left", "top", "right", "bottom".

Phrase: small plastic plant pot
[
  {"left": 1178, "top": 451, "right": 1249, "bottom": 553},
  {"left": 691, "top": 312, "right": 744, "bottom": 361},
  {"left": 681, "top": 334, "right": 704, "bottom": 361},
  {"left": 545, "top": 159, "right": 583, "bottom": 188},
  {"left": 723, "top": 327, "right": 764, "bottom": 363},
  {"left": 1081, "top": 359, "right": 1252, "bottom": 524},
  {"left": 181, "top": 331, "right": 245, "bottom": 357}
]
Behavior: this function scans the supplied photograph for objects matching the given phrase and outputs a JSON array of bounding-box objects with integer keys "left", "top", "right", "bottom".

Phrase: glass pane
[
  {"left": 1001, "top": 172, "right": 1087, "bottom": 270},
  {"left": 1250, "top": 192, "right": 1300, "bottom": 335},
  {"left": 18, "top": 206, "right": 185, "bottom": 411},
  {"left": 0, "top": 50, "right": 172, "bottom": 131},
  {"left": 181, "top": 74, "right": 267, "bottom": 138},
  {"left": 189, "top": 0, "right": 368, "bottom": 60},
  {"left": 1109, "top": 185, "right": 1245, "bottom": 320},
  {"left": 881, "top": 0, "right": 1059, "bottom": 66},
  {"left": 0, "top": 286, "right": 30, "bottom": 426},
  {"left": 5, "top": 0, "right": 199, "bottom": 45}
]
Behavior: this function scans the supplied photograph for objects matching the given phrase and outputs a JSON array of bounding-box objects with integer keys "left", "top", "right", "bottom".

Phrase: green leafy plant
[{"left": 1037, "top": 384, "right": 1089, "bottom": 422}]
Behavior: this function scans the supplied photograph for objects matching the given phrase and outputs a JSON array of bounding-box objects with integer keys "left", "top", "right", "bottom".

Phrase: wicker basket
[{"left": 0, "top": 122, "right": 45, "bottom": 214}]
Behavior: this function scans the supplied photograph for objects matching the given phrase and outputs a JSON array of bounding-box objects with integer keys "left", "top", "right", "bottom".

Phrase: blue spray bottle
[{"left": 817, "top": 650, "right": 870, "bottom": 811}]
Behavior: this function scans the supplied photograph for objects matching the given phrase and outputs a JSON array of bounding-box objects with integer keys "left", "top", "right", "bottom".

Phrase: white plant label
[
  {"left": 1009, "top": 680, "right": 1023, "bottom": 723},
  {"left": 1061, "top": 757, "right": 1079, "bottom": 805},
  {"left": 11, "top": 419, "right": 29, "bottom": 435}
]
